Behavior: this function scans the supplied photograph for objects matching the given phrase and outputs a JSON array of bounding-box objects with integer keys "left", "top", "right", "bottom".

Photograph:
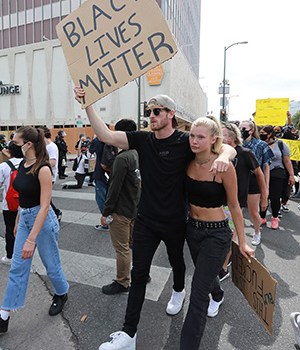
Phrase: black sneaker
[
  {"left": 0, "top": 316, "right": 9, "bottom": 333},
  {"left": 49, "top": 293, "right": 68, "bottom": 316},
  {"left": 218, "top": 268, "right": 230, "bottom": 282},
  {"left": 102, "top": 281, "right": 130, "bottom": 295}
]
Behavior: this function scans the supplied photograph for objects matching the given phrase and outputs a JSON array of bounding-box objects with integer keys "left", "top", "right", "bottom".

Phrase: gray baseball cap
[{"left": 148, "top": 95, "right": 176, "bottom": 111}]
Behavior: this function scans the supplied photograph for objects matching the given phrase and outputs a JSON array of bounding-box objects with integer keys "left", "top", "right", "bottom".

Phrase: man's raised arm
[{"left": 74, "top": 87, "right": 129, "bottom": 150}]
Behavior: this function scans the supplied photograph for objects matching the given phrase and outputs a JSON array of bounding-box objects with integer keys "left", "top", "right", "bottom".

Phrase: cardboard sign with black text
[
  {"left": 232, "top": 241, "right": 277, "bottom": 335},
  {"left": 56, "top": 0, "right": 177, "bottom": 107}
]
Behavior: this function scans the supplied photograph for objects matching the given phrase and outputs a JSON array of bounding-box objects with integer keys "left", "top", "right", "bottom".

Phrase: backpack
[
  {"left": 5, "top": 160, "right": 19, "bottom": 212},
  {"left": 72, "top": 155, "right": 82, "bottom": 172}
]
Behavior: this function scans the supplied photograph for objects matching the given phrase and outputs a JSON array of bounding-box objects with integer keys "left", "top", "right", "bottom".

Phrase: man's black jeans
[
  {"left": 180, "top": 218, "right": 232, "bottom": 350},
  {"left": 123, "top": 215, "right": 186, "bottom": 337}
]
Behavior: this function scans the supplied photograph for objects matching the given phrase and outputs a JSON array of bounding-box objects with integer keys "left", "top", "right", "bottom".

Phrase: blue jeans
[
  {"left": 180, "top": 218, "right": 232, "bottom": 350},
  {"left": 95, "top": 179, "right": 107, "bottom": 213},
  {"left": 1, "top": 206, "right": 69, "bottom": 310}
]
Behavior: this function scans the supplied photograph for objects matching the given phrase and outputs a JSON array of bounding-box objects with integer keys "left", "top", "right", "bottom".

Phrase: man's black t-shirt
[
  {"left": 126, "top": 130, "right": 193, "bottom": 223},
  {"left": 235, "top": 145, "right": 259, "bottom": 207}
]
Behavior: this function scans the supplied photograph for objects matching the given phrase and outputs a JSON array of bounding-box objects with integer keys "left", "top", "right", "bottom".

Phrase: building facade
[{"left": 0, "top": 0, "right": 206, "bottom": 134}]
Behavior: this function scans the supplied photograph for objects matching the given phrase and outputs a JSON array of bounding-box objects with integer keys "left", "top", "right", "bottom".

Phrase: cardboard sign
[
  {"left": 232, "top": 242, "right": 277, "bottom": 335},
  {"left": 255, "top": 98, "right": 289, "bottom": 126},
  {"left": 56, "top": 0, "right": 177, "bottom": 107},
  {"left": 278, "top": 139, "right": 300, "bottom": 161}
]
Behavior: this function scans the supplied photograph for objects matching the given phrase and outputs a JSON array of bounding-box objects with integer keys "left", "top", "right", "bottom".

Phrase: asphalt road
[{"left": 1, "top": 167, "right": 300, "bottom": 350}]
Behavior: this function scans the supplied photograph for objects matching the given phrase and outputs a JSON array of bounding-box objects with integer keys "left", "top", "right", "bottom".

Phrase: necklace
[{"left": 195, "top": 156, "right": 213, "bottom": 166}]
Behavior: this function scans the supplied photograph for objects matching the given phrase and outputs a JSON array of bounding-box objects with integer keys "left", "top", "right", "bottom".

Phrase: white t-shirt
[
  {"left": 0, "top": 158, "right": 23, "bottom": 211},
  {"left": 76, "top": 153, "right": 88, "bottom": 174},
  {"left": 46, "top": 141, "right": 59, "bottom": 182}
]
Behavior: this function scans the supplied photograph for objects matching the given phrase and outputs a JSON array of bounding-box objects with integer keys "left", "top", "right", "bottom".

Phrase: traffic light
[
  {"left": 140, "top": 119, "right": 149, "bottom": 129},
  {"left": 143, "top": 101, "right": 148, "bottom": 117},
  {"left": 220, "top": 109, "right": 227, "bottom": 122}
]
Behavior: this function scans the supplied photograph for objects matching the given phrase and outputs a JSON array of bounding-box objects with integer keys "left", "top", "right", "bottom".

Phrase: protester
[
  {"left": 180, "top": 116, "right": 254, "bottom": 349},
  {"left": 101, "top": 119, "right": 141, "bottom": 295},
  {"left": 62, "top": 137, "right": 89, "bottom": 189},
  {"left": 0, "top": 126, "right": 69, "bottom": 334},
  {"left": 74, "top": 87, "right": 236, "bottom": 350},
  {"left": 219, "top": 123, "right": 268, "bottom": 279},
  {"left": 239, "top": 120, "right": 274, "bottom": 245},
  {"left": 89, "top": 135, "right": 110, "bottom": 230},
  {"left": 55, "top": 130, "right": 68, "bottom": 179},
  {"left": 259, "top": 125, "right": 295, "bottom": 229},
  {"left": 0, "top": 134, "right": 7, "bottom": 151},
  {"left": 40, "top": 126, "right": 62, "bottom": 222},
  {"left": 0, "top": 141, "right": 23, "bottom": 265}
]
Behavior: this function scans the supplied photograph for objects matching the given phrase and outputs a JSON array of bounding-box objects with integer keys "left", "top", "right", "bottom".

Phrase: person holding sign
[
  {"left": 180, "top": 116, "right": 254, "bottom": 350},
  {"left": 74, "top": 87, "right": 236, "bottom": 350},
  {"left": 219, "top": 122, "right": 268, "bottom": 279}
]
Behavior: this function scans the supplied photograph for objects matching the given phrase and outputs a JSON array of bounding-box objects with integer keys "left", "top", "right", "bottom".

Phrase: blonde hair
[
  {"left": 241, "top": 120, "right": 259, "bottom": 139},
  {"left": 222, "top": 123, "right": 243, "bottom": 145},
  {"left": 191, "top": 116, "right": 223, "bottom": 154}
]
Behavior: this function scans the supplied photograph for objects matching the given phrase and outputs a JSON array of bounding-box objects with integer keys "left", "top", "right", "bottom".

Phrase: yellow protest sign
[
  {"left": 56, "top": 0, "right": 177, "bottom": 108},
  {"left": 255, "top": 98, "right": 289, "bottom": 126},
  {"left": 279, "top": 139, "right": 300, "bottom": 161},
  {"left": 232, "top": 242, "right": 277, "bottom": 335}
]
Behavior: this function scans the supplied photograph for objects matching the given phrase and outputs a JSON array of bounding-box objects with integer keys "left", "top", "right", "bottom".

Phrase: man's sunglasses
[{"left": 145, "top": 108, "right": 168, "bottom": 117}]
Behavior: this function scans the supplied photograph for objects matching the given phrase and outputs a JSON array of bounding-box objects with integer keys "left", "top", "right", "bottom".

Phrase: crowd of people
[{"left": 0, "top": 90, "right": 299, "bottom": 349}]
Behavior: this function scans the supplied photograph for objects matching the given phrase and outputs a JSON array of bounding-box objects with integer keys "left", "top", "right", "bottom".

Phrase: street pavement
[{"left": 0, "top": 165, "right": 300, "bottom": 350}]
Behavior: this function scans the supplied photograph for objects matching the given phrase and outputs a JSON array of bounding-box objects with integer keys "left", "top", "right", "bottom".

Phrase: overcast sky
[{"left": 199, "top": 0, "right": 300, "bottom": 121}]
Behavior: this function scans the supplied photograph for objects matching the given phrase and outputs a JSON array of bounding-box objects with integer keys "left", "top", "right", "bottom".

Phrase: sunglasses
[
  {"left": 145, "top": 108, "right": 168, "bottom": 117},
  {"left": 239, "top": 127, "right": 251, "bottom": 132},
  {"left": 222, "top": 122, "right": 235, "bottom": 132}
]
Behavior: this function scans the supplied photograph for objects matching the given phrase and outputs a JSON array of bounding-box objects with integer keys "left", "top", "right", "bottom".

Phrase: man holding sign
[{"left": 74, "top": 87, "right": 236, "bottom": 350}]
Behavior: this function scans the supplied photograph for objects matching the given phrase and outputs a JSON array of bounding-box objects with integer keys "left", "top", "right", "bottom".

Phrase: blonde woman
[{"left": 180, "top": 116, "right": 254, "bottom": 350}]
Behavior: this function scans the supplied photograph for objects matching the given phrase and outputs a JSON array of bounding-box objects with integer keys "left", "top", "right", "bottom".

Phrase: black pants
[
  {"left": 67, "top": 173, "right": 86, "bottom": 189},
  {"left": 58, "top": 155, "right": 67, "bottom": 177},
  {"left": 260, "top": 176, "right": 285, "bottom": 218},
  {"left": 122, "top": 215, "right": 186, "bottom": 337},
  {"left": 180, "top": 218, "right": 232, "bottom": 350},
  {"left": 3, "top": 210, "right": 18, "bottom": 259}
]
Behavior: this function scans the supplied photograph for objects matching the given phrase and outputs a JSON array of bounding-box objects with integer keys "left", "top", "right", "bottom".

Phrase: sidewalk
[{"left": 0, "top": 239, "right": 76, "bottom": 350}]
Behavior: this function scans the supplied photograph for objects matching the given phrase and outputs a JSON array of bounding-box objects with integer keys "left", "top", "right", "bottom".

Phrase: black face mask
[
  {"left": 275, "top": 132, "right": 282, "bottom": 138},
  {"left": 260, "top": 134, "right": 268, "bottom": 141},
  {"left": 241, "top": 130, "right": 250, "bottom": 140}
]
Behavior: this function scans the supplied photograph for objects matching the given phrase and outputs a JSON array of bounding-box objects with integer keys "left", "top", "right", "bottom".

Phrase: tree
[{"left": 292, "top": 111, "right": 300, "bottom": 129}]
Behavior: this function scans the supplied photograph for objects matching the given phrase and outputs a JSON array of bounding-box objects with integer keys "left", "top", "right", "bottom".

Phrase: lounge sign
[
  {"left": 56, "top": 0, "right": 177, "bottom": 108},
  {"left": 0, "top": 81, "right": 20, "bottom": 95}
]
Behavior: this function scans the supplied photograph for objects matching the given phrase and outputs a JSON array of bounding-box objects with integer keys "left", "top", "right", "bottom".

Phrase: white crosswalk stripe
[{"left": 0, "top": 188, "right": 172, "bottom": 302}]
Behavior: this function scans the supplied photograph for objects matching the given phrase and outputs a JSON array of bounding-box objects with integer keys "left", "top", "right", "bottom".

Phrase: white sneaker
[
  {"left": 1, "top": 256, "right": 12, "bottom": 265},
  {"left": 207, "top": 297, "right": 224, "bottom": 317},
  {"left": 98, "top": 331, "right": 136, "bottom": 350},
  {"left": 166, "top": 289, "right": 186, "bottom": 315},
  {"left": 290, "top": 312, "right": 300, "bottom": 346},
  {"left": 251, "top": 232, "right": 261, "bottom": 246}
]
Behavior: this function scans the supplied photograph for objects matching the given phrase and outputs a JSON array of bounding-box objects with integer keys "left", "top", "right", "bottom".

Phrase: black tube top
[{"left": 185, "top": 175, "right": 226, "bottom": 208}]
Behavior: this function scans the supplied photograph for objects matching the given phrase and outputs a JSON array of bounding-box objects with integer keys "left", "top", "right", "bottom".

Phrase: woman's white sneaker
[
  {"left": 207, "top": 297, "right": 224, "bottom": 317},
  {"left": 98, "top": 331, "right": 136, "bottom": 350},
  {"left": 166, "top": 289, "right": 186, "bottom": 315}
]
